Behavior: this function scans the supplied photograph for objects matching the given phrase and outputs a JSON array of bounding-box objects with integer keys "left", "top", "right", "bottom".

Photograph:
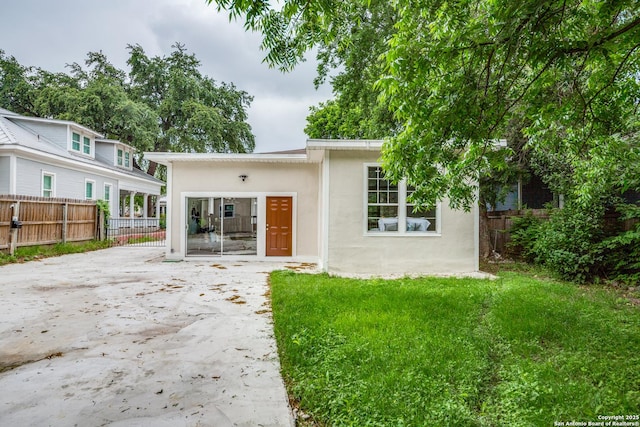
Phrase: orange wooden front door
[{"left": 266, "top": 196, "right": 292, "bottom": 256}]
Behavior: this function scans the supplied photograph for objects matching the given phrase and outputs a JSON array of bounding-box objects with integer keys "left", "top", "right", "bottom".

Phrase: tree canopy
[
  {"left": 0, "top": 44, "right": 255, "bottom": 176},
  {"left": 304, "top": 1, "right": 399, "bottom": 140},
  {"left": 209, "top": 0, "right": 640, "bottom": 210}
]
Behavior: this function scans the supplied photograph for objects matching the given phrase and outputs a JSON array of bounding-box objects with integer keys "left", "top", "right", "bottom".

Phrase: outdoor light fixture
[{"left": 239, "top": 174, "right": 248, "bottom": 182}]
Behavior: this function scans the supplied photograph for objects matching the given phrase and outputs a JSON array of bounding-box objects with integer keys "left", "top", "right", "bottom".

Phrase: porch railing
[{"left": 107, "top": 217, "right": 165, "bottom": 247}]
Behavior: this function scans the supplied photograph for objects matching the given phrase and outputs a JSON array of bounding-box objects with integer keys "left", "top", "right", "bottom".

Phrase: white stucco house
[
  {"left": 146, "top": 139, "right": 479, "bottom": 276},
  {"left": 0, "top": 108, "right": 163, "bottom": 223}
]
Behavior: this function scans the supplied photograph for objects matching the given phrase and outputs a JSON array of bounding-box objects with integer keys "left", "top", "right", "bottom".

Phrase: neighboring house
[
  {"left": 0, "top": 108, "right": 163, "bottom": 223},
  {"left": 489, "top": 173, "right": 558, "bottom": 211},
  {"left": 146, "top": 140, "right": 479, "bottom": 276}
]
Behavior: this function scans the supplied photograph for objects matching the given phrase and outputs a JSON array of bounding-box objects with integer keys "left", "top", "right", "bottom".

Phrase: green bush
[
  {"left": 508, "top": 203, "right": 640, "bottom": 284},
  {"left": 596, "top": 205, "right": 640, "bottom": 284},
  {"left": 532, "top": 205, "right": 605, "bottom": 283},
  {"left": 508, "top": 211, "right": 543, "bottom": 262}
]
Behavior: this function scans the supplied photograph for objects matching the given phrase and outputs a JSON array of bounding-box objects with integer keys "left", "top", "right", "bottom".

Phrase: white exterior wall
[
  {"left": 0, "top": 156, "right": 10, "bottom": 193},
  {"left": 168, "top": 161, "right": 320, "bottom": 260},
  {"left": 326, "top": 150, "right": 478, "bottom": 275},
  {"left": 15, "top": 157, "right": 118, "bottom": 203}
]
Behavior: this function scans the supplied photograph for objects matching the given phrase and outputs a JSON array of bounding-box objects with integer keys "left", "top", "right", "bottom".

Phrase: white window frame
[
  {"left": 82, "top": 136, "right": 91, "bottom": 155},
  {"left": 85, "top": 179, "right": 96, "bottom": 200},
  {"left": 363, "top": 163, "right": 441, "bottom": 236},
  {"left": 104, "top": 183, "right": 112, "bottom": 203},
  {"left": 103, "top": 183, "right": 113, "bottom": 215},
  {"left": 221, "top": 203, "right": 235, "bottom": 218},
  {"left": 42, "top": 171, "right": 56, "bottom": 198},
  {"left": 71, "top": 132, "right": 81, "bottom": 152},
  {"left": 70, "top": 131, "right": 92, "bottom": 156}
]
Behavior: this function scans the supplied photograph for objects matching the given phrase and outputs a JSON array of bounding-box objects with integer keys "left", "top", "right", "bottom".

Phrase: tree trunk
[
  {"left": 479, "top": 205, "right": 492, "bottom": 259},
  {"left": 147, "top": 160, "right": 158, "bottom": 177}
]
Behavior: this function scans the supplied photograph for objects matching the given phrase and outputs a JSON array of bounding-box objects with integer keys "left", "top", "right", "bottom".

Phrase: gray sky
[{"left": 0, "top": 0, "right": 333, "bottom": 152}]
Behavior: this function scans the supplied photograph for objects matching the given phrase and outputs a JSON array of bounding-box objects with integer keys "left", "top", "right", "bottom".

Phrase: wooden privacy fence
[
  {"left": 0, "top": 195, "right": 97, "bottom": 254},
  {"left": 481, "top": 208, "right": 639, "bottom": 258},
  {"left": 481, "top": 209, "right": 549, "bottom": 257}
]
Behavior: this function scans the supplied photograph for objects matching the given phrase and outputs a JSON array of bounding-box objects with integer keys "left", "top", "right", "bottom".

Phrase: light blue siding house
[{"left": 0, "top": 108, "right": 163, "bottom": 223}]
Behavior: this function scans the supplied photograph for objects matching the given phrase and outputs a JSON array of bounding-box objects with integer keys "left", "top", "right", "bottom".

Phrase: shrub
[
  {"left": 508, "top": 203, "right": 640, "bottom": 284},
  {"left": 531, "top": 204, "right": 605, "bottom": 283},
  {"left": 508, "top": 211, "right": 544, "bottom": 262},
  {"left": 596, "top": 204, "right": 640, "bottom": 284}
]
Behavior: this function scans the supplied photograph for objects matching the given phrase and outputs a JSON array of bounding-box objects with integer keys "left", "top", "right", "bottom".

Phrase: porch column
[
  {"left": 129, "top": 192, "right": 136, "bottom": 219},
  {"left": 152, "top": 195, "right": 158, "bottom": 219},
  {"left": 143, "top": 194, "right": 149, "bottom": 219}
]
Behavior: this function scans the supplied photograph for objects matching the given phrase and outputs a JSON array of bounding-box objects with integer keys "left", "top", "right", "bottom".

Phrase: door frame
[{"left": 179, "top": 191, "right": 297, "bottom": 259}]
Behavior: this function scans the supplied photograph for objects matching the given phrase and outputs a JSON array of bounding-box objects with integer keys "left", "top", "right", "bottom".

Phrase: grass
[
  {"left": 0, "top": 240, "right": 111, "bottom": 266},
  {"left": 270, "top": 269, "right": 640, "bottom": 426}
]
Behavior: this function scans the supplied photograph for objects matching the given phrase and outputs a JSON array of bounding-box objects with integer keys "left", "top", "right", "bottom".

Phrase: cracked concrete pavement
[{"left": 0, "top": 246, "right": 307, "bottom": 426}]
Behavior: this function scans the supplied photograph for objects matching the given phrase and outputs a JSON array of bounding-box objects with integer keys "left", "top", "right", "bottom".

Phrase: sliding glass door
[{"left": 186, "top": 197, "right": 257, "bottom": 256}]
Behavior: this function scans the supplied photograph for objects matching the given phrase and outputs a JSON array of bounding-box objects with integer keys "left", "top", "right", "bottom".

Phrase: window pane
[
  {"left": 367, "top": 205, "right": 398, "bottom": 231},
  {"left": 406, "top": 205, "right": 436, "bottom": 232},
  {"left": 72, "top": 133, "right": 80, "bottom": 151},
  {"left": 124, "top": 152, "right": 130, "bottom": 167},
  {"left": 117, "top": 149, "right": 123, "bottom": 165},
  {"left": 43, "top": 175, "right": 52, "bottom": 190},
  {"left": 83, "top": 137, "right": 90, "bottom": 154},
  {"left": 104, "top": 185, "right": 110, "bottom": 201},
  {"left": 85, "top": 182, "right": 93, "bottom": 199},
  {"left": 366, "top": 166, "right": 400, "bottom": 232}
]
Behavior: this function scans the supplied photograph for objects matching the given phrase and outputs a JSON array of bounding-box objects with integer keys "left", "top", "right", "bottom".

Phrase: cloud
[{"left": 1, "top": 0, "right": 333, "bottom": 152}]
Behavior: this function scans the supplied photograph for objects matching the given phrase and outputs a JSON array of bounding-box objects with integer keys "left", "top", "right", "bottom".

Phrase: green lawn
[{"left": 270, "top": 270, "right": 640, "bottom": 426}]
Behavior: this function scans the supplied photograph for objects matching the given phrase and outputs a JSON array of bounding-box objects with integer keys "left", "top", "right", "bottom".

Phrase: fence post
[
  {"left": 98, "top": 208, "right": 105, "bottom": 241},
  {"left": 9, "top": 201, "right": 20, "bottom": 256},
  {"left": 62, "top": 203, "right": 68, "bottom": 244}
]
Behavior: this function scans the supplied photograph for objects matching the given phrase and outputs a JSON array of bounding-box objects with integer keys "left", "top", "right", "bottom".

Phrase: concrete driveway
[{"left": 0, "top": 246, "right": 305, "bottom": 426}]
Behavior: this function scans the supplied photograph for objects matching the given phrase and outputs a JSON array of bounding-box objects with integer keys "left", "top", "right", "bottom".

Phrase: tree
[
  {"left": 127, "top": 43, "right": 255, "bottom": 175},
  {"left": 208, "top": 0, "right": 640, "bottom": 211},
  {"left": 0, "top": 50, "right": 39, "bottom": 116},
  {"left": 0, "top": 44, "right": 256, "bottom": 177},
  {"left": 305, "top": 1, "right": 399, "bottom": 139}
]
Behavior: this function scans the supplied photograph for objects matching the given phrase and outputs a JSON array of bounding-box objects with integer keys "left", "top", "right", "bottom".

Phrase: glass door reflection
[{"left": 186, "top": 197, "right": 257, "bottom": 256}]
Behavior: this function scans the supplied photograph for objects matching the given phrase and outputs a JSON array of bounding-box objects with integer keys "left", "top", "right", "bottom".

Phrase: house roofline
[
  {"left": 145, "top": 139, "right": 388, "bottom": 165},
  {"left": 144, "top": 152, "right": 313, "bottom": 165},
  {"left": 0, "top": 144, "right": 164, "bottom": 190},
  {"left": 95, "top": 138, "right": 136, "bottom": 151},
  {"left": 306, "top": 139, "right": 385, "bottom": 150},
  {"left": 2, "top": 113, "right": 103, "bottom": 138}
]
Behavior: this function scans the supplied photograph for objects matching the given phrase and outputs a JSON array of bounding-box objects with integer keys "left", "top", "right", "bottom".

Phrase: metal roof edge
[
  {"left": 306, "top": 139, "right": 385, "bottom": 150},
  {"left": 4, "top": 114, "right": 103, "bottom": 138},
  {"left": 144, "top": 152, "right": 313, "bottom": 165}
]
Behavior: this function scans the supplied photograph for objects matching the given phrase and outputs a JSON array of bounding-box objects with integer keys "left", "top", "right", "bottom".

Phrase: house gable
[{"left": 95, "top": 139, "right": 135, "bottom": 171}]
